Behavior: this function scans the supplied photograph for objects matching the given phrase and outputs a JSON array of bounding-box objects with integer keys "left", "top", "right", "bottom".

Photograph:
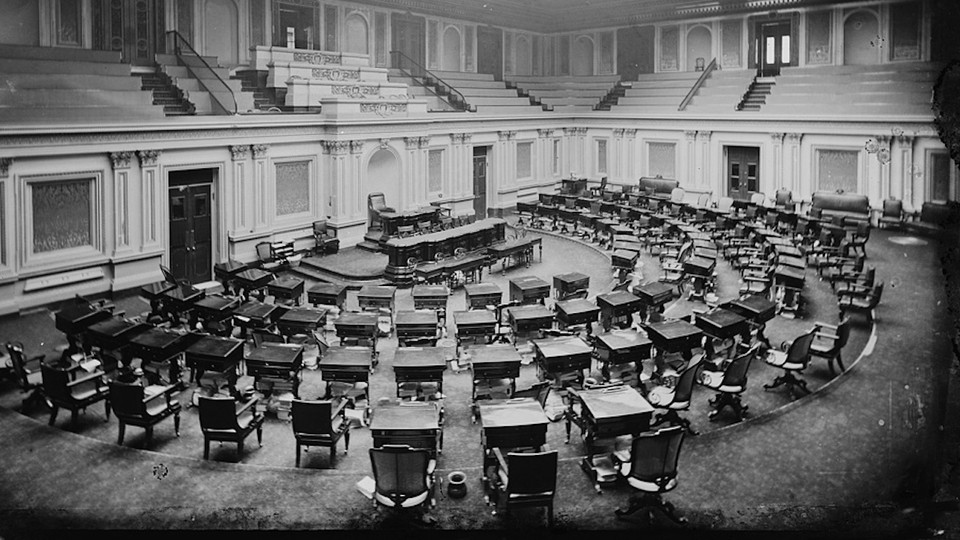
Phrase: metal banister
[
  {"left": 678, "top": 57, "right": 717, "bottom": 111},
  {"left": 390, "top": 50, "right": 472, "bottom": 112},
  {"left": 165, "top": 30, "right": 238, "bottom": 115}
]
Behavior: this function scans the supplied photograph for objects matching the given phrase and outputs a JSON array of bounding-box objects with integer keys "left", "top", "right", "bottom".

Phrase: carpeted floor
[{"left": 0, "top": 218, "right": 956, "bottom": 535}]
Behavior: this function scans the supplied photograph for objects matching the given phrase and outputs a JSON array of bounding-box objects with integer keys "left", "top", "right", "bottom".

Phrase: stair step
[{"left": 356, "top": 241, "right": 382, "bottom": 253}]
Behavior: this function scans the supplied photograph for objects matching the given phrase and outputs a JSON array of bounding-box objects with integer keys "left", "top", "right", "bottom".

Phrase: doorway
[
  {"left": 726, "top": 146, "right": 760, "bottom": 200},
  {"left": 473, "top": 146, "right": 490, "bottom": 218},
  {"left": 168, "top": 169, "right": 214, "bottom": 284},
  {"left": 95, "top": 0, "right": 164, "bottom": 65},
  {"left": 617, "top": 26, "right": 654, "bottom": 81},
  {"left": 756, "top": 21, "right": 792, "bottom": 76},
  {"left": 391, "top": 13, "right": 425, "bottom": 68},
  {"left": 477, "top": 26, "right": 503, "bottom": 81},
  {"left": 274, "top": 2, "right": 316, "bottom": 49}
]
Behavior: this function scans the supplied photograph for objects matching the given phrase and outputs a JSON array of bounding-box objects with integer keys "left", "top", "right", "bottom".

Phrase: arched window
[
  {"left": 572, "top": 36, "right": 593, "bottom": 76},
  {"left": 345, "top": 13, "right": 369, "bottom": 55}
]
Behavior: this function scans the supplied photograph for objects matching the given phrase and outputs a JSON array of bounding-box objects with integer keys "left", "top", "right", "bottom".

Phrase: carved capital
[
  {"left": 624, "top": 129, "right": 637, "bottom": 138},
  {"left": 251, "top": 144, "right": 270, "bottom": 159},
  {"left": 684, "top": 131, "right": 697, "bottom": 140},
  {"left": 537, "top": 129, "right": 554, "bottom": 138},
  {"left": 449, "top": 133, "right": 462, "bottom": 144},
  {"left": 0, "top": 157, "right": 11, "bottom": 178},
  {"left": 577, "top": 127, "right": 588, "bottom": 136},
  {"left": 349, "top": 140, "right": 364, "bottom": 154},
  {"left": 110, "top": 151, "right": 133, "bottom": 170},
  {"left": 498, "top": 130, "right": 511, "bottom": 141},
  {"left": 322, "top": 140, "right": 349, "bottom": 155},
  {"left": 230, "top": 145, "right": 250, "bottom": 161},
  {"left": 418, "top": 136, "right": 430, "bottom": 148},
  {"left": 379, "top": 138, "right": 391, "bottom": 149},
  {"left": 137, "top": 149, "right": 161, "bottom": 167},
  {"left": 897, "top": 133, "right": 914, "bottom": 146},
  {"left": 770, "top": 132, "right": 784, "bottom": 143},
  {"left": 612, "top": 128, "right": 625, "bottom": 138},
  {"left": 563, "top": 127, "right": 578, "bottom": 136},
  {"left": 785, "top": 132, "right": 802, "bottom": 143},
  {"left": 461, "top": 133, "right": 472, "bottom": 143},
  {"left": 697, "top": 131, "right": 712, "bottom": 141},
  {"left": 404, "top": 136, "right": 420, "bottom": 150}
]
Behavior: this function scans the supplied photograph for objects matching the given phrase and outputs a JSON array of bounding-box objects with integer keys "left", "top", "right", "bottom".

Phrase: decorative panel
[
  {"left": 599, "top": 31, "right": 614, "bottom": 74},
  {"left": 57, "top": 0, "right": 82, "bottom": 46},
  {"left": 597, "top": 140, "right": 608, "bottom": 174},
  {"left": 428, "top": 149, "right": 443, "bottom": 193},
  {"left": 553, "top": 140, "right": 560, "bottom": 175},
  {"left": 931, "top": 152, "right": 952, "bottom": 201},
  {"left": 504, "top": 31, "right": 514, "bottom": 73},
  {"left": 890, "top": 2, "right": 921, "bottom": 61},
  {"left": 33, "top": 179, "right": 92, "bottom": 253},
  {"left": 648, "top": 142, "right": 676, "bottom": 178},
  {"left": 428, "top": 19, "right": 439, "bottom": 69},
  {"left": 721, "top": 20, "right": 741, "bottom": 68},
  {"left": 251, "top": 0, "right": 265, "bottom": 47},
  {"left": 374, "top": 12, "right": 387, "bottom": 67},
  {"left": 806, "top": 10, "right": 832, "bottom": 65},
  {"left": 464, "top": 25, "right": 475, "bottom": 71},
  {"left": 660, "top": 25, "right": 679, "bottom": 71},
  {"left": 559, "top": 35, "right": 570, "bottom": 75},
  {"left": 275, "top": 161, "right": 310, "bottom": 216},
  {"left": 177, "top": 0, "right": 193, "bottom": 45},
  {"left": 325, "top": 5, "right": 338, "bottom": 51},
  {"left": 517, "top": 142, "right": 532, "bottom": 179},
  {"left": 532, "top": 35, "right": 541, "bottom": 76},
  {"left": 545, "top": 36, "right": 555, "bottom": 76},
  {"left": 817, "top": 150, "right": 859, "bottom": 193},
  {"left": 345, "top": 13, "right": 369, "bottom": 55}
]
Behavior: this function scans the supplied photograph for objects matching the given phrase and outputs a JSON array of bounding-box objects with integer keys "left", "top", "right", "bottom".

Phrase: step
[
  {"left": 155, "top": 53, "right": 223, "bottom": 69},
  {"left": 356, "top": 240, "right": 382, "bottom": 253},
  {"left": 2, "top": 73, "right": 144, "bottom": 91},
  {"left": 466, "top": 96, "right": 540, "bottom": 106},
  {"left": 0, "top": 44, "right": 122, "bottom": 63},
  {"left": 0, "top": 57, "right": 133, "bottom": 77},
  {"left": 0, "top": 88, "right": 156, "bottom": 108},
  {"left": 432, "top": 79, "right": 511, "bottom": 90},
  {"left": 616, "top": 96, "right": 685, "bottom": 106},
  {"left": 430, "top": 70, "right": 498, "bottom": 81}
]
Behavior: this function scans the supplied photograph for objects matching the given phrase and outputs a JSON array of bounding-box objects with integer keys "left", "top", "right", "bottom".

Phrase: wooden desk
[
  {"left": 533, "top": 335, "right": 592, "bottom": 385},
  {"left": 509, "top": 276, "right": 550, "bottom": 305},
  {"left": 185, "top": 335, "right": 244, "bottom": 392},
  {"left": 643, "top": 320, "right": 703, "bottom": 354},
  {"left": 412, "top": 285, "right": 449, "bottom": 311},
  {"left": 596, "top": 290, "right": 644, "bottom": 329},
  {"left": 139, "top": 281, "right": 176, "bottom": 316},
  {"left": 414, "top": 252, "right": 486, "bottom": 287},
  {"left": 507, "top": 304, "right": 555, "bottom": 336},
  {"left": 464, "top": 283, "right": 502, "bottom": 309},
  {"left": 369, "top": 403, "right": 442, "bottom": 456},
  {"left": 334, "top": 311, "right": 378, "bottom": 344},
  {"left": 276, "top": 307, "right": 327, "bottom": 337},
  {"left": 634, "top": 281, "right": 675, "bottom": 317},
  {"left": 244, "top": 342, "right": 303, "bottom": 397},
  {"left": 85, "top": 317, "right": 150, "bottom": 353},
  {"left": 319, "top": 346, "right": 373, "bottom": 401},
  {"left": 380, "top": 207, "right": 440, "bottom": 237},
  {"left": 307, "top": 282, "right": 347, "bottom": 309},
  {"left": 357, "top": 285, "right": 396, "bottom": 312},
  {"left": 454, "top": 310, "right": 497, "bottom": 343},
  {"left": 594, "top": 330, "right": 653, "bottom": 367},
  {"left": 683, "top": 256, "right": 716, "bottom": 277},
  {"left": 561, "top": 177, "right": 587, "bottom": 195},
  {"left": 774, "top": 264, "right": 805, "bottom": 289},
  {"left": 553, "top": 272, "right": 590, "bottom": 299},
  {"left": 611, "top": 249, "right": 639, "bottom": 270},
  {"left": 162, "top": 283, "right": 204, "bottom": 321},
  {"left": 213, "top": 260, "right": 249, "bottom": 295},
  {"left": 721, "top": 295, "right": 776, "bottom": 324},
  {"left": 128, "top": 327, "right": 197, "bottom": 386},
  {"left": 555, "top": 298, "right": 600, "bottom": 329},
  {"left": 382, "top": 218, "right": 506, "bottom": 279},
  {"left": 233, "top": 268, "right": 274, "bottom": 299},
  {"left": 479, "top": 398, "right": 548, "bottom": 451},
  {"left": 393, "top": 347, "right": 447, "bottom": 397},
  {"left": 55, "top": 303, "right": 112, "bottom": 338},
  {"left": 694, "top": 308, "right": 748, "bottom": 340},
  {"left": 193, "top": 295, "right": 240, "bottom": 326},
  {"left": 232, "top": 301, "right": 279, "bottom": 331},
  {"left": 267, "top": 276, "right": 305, "bottom": 306},
  {"left": 487, "top": 237, "right": 543, "bottom": 273},
  {"left": 468, "top": 343, "right": 523, "bottom": 400},
  {"left": 395, "top": 310, "right": 439, "bottom": 346}
]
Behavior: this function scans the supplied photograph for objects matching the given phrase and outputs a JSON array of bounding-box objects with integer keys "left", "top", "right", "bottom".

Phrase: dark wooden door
[
  {"left": 95, "top": 0, "right": 164, "bottom": 65},
  {"left": 473, "top": 147, "right": 488, "bottom": 219},
  {"left": 169, "top": 181, "right": 212, "bottom": 284},
  {"left": 757, "top": 21, "right": 792, "bottom": 76},
  {"left": 727, "top": 147, "right": 760, "bottom": 200},
  {"left": 391, "top": 13, "right": 425, "bottom": 67},
  {"left": 617, "top": 26, "right": 654, "bottom": 81},
  {"left": 477, "top": 26, "right": 503, "bottom": 81}
]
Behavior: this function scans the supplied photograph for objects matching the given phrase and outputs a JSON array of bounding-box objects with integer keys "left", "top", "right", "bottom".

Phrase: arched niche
[
  {"left": 367, "top": 148, "right": 403, "bottom": 219},
  {"left": 686, "top": 25, "right": 712, "bottom": 71},
  {"left": 572, "top": 36, "right": 594, "bottom": 76},
  {"left": 442, "top": 26, "right": 461, "bottom": 71},
  {"left": 843, "top": 10, "right": 880, "bottom": 65},
  {"left": 345, "top": 13, "right": 369, "bottom": 55},
  {"left": 0, "top": 0, "right": 39, "bottom": 46},
  {"left": 204, "top": 0, "right": 238, "bottom": 65},
  {"left": 516, "top": 36, "right": 532, "bottom": 75}
]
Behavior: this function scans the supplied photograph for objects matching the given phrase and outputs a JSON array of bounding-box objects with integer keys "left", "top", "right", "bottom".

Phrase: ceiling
[{"left": 361, "top": 0, "right": 866, "bottom": 32}]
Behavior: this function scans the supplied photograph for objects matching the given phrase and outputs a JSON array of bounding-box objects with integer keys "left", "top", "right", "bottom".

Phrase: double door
[
  {"left": 757, "top": 21, "right": 792, "bottom": 77},
  {"left": 169, "top": 182, "right": 212, "bottom": 284},
  {"left": 727, "top": 147, "right": 760, "bottom": 200},
  {"left": 95, "top": 0, "right": 164, "bottom": 65}
]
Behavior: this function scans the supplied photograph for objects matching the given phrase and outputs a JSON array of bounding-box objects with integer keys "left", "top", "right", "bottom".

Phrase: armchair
[
  {"left": 368, "top": 192, "right": 396, "bottom": 231},
  {"left": 878, "top": 198, "right": 904, "bottom": 229},
  {"left": 486, "top": 448, "right": 559, "bottom": 527},
  {"left": 838, "top": 282, "right": 884, "bottom": 323},
  {"left": 41, "top": 363, "right": 110, "bottom": 431},
  {"left": 256, "top": 241, "right": 283, "bottom": 273},
  {"left": 611, "top": 425, "right": 686, "bottom": 525},
  {"left": 829, "top": 264, "right": 874, "bottom": 294},
  {"left": 844, "top": 221, "right": 871, "bottom": 259},
  {"left": 511, "top": 380, "right": 551, "bottom": 408},
  {"left": 292, "top": 398, "right": 351, "bottom": 468},
  {"left": 198, "top": 395, "right": 265, "bottom": 460},
  {"left": 697, "top": 344, "right": 759, "bottom": 422},
  {"left": 313, "top": 220, "right": 340, "bottom": 256},
  {"left": 647, "top": 360, "right": 702, "bottom": 436},
  {"left": 774, "top": 189, "right": 795, "bottom": 212},
  {"left": 110, "top": 380, "right": 181, "bottom": 447},
  {"left": 763, "top": 330, "right": 817, "bottom": 395},
  {"left": 6, "top": 342, "right": 48, "bottom": 411},
  {"left": 369, "top": 444, "right": 437, "bottom": 510},
  {"left": 809, "top": 318, "right": 851, "bottom": 375}
]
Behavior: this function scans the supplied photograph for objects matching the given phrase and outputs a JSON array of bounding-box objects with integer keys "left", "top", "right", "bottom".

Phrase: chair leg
[
  {"left": 257, "top": 426, "right": 263, "bottom": 447},
  {"left": 330, "top": 444, "right": 336, "bottom": 466},
  {"left": 105, "top": 399, "right": 111, "bottom": 421},
  {"left": 71, "top": 409, "right": 80, "bottom": 431},
  {"left": 174, "top": 413, "right": 181, "bottom": 436},
  {"left": 296, "top": 442, "right": 301, "bottom": 468},
  {"left": 547, "top": 503, "right": 554, "bottom": 528},
  {"left": 117, "top": 422, "right": 126, "bottom": 445},
  {"left": 344, "top": 430, "right": 350, "bottom": 454},
  {"left": 835, "top": 352, "right": 845, "bottom": 373},
  {"left": 49, "top": 405, "right": 59, "bottom": 426},
  {"left": 237, "top": 440, "right": 244, "bottom": 458},
  {"left": 145, "top": 427, "right": 154, "bottom": 448},
  {"left": 204, "top": 439, "right": 210, "bottom": 460}
]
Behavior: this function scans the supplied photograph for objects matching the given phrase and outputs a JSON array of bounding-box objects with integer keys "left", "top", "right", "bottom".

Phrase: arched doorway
[
  {"left": 367, "top": 149, "right": 402, "bottom": 225},
  {"left": 572, "top": 36, "right": 593, "bottom": 76},
  {"left": 843, "top": 10, "right": 880, "bottom": 65},
  {"left": 345, "top": 13, "right": 369, "bottom": 55},
  {"left": 687, "top": 25, "right": 712, "bottom": 71},
  {"left": 204, "top": 0, "right": 238, "bottom": 66},
  {"left": 442, "top": 26, "right": 460, "bottom": 71}
]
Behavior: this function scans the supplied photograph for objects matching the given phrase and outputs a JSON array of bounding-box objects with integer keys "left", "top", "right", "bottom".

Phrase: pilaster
[
  {"left": 230, "top": 145, "right": 250, "bottom": 232},
  {"left": 109, "top": 152, "right": 133, "bottom": 255},
  {"left": 137, "top": 150, "right": 162, "bottom": 250},
  {"left": 251, "top": 144, "right": 270, "bottom": 230},
  {"left": 322, "top": 141, "right": 348, "bottom": 220},
  {"left": 770, "top": 132, "right": 784, "bottom": 192}
]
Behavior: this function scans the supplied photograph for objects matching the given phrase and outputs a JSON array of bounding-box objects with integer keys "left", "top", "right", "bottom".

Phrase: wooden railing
[{"left": 678, "top": 57, "right": 717, "bottom": 111}]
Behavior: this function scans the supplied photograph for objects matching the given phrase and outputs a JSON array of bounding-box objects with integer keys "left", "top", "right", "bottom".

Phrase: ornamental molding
[
  {"left": 770, "top": 132, "right": 784, "bottom": 142},
  {"left": 785, "top": 132, "right": 803, "bottom": 143},
  {"left": 379, "top": 138, "right": 391, "bottom": 149},
  {"left": 251, "top": 144, "right": 270, "bottom": 159},
  {"left": 331, "top": 84, "right": 381, "bottom": 99},
  {"left": 321, "top": 140, "right": 349, "bottom": 155},
  {"left": 292, "top": 51, "right": 343, "bottom": 65},
  {"left": 349, "top": 140, "right": 364, "bottom": 154},
  {"left": 497, "top": 130, "right": 517, "bottom": 141},
  {"left": 229, "top": 145, "right": 249, "bottom": 161},
  {"left": 563, "top": 127, "right": 577, "bottom": 136},
  {"left": 537, "top": 129, "right": 554, "bottom": 138},
  {"left": 0, "top": 157, "right": 11, "bottom": 178},
  {"left": 109, "top": 151, "right": 133, "bottom": 169},
  {"left": 461, "top": 133, "right": 472, "bottom": 143},
  {"left": 624, "top": 129, "right": 637, "bottom": 138},
  {"left": 359, "top": 102, "right": 407, "bottom": 116},
  {"left": 310, "top": 68, "right": 361, "bottom": 81},
  {"left": 684, "top": 130, "right": 697, "bottom": 140},
  {"left": 612, "top": 128, "right": 625, "bottom": 137},
  {"left": 137, "top": 149, "right": 161, "bottom": 167},
  {"left": 404, "top": 137, "right": 420, "bottom": 150},
  {"left": 697, "top": 130, "right": 712, "bottom": 140},
  {"left": 418, "top": 136, "right": 430, "bottom": 148}
]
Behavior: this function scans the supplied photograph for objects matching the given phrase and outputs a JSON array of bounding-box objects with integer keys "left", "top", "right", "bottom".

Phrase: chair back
[
  {"left": 6, "top": 342, "right": 34, "bottom": 390},
  {"left": 313, "top": 220, "right": 328, "bottom": 236},
  {"left": 670, "top": 188, "right": 685, "bottom": 204},
  {"left": 110, "top": 380, "right": 147, "bottom": 418},
  {"left": 786, "top": 331, "right": 817, "bottom": 368},
  {"left": 809, "top": 206, "right": 823, "bottom": 219},
  {"left": 252, "top": 329, "right": 285, "bottom": 348},
  {"left": 717, "top": 197, "right": 734, "bottom": 212},
  {"left": 834, "top": 318, "right": 852, "bottom": 349},
  {"left": 368, "top": 192, "right": 388, "bottom": 212},
  {"left": 855, "top": 220, "right": 871, "bottom": 238},
  {"left": 599, "top": 176, "right": 608, "bottom": 191},
  {"left": 198, "top": 396, "right": 240, "bottom": 432},
  {"left": 869, "top": 282, "right": 885, "bottom": 308},
  {"left": 749, "top": 192, "right": 766, "bottom": 206},
  {"left": 369, "top": 445, "right": 431, "bottom": 505},
  {"left": 720, "top": 344, "right": 758, "bottom": 388},
  {"left": 160, "top": 265, "right": 177, "bottom": 284},
  {"left": 696, "top": 193, "right": 710, "bottom": 208},
  {"left": 291, "top": 399, "right": 334, "bottom": 436},
  {"left": 40, "top": 364, "right": 72, "bottom": 401},
  {"left": 255, "top": 242, "right": 273, "bottom": 263},
  {"left": 672, "top": 361, "right": 703, "bottom": 403},
  {"left": 883, "top": 198, "right": 903, "bottom": 218},
  {"left": 512, "top": 381, "right": 551, "bottom": 408},
  {"left": 861, "top": 266, "right": 876, "bottom": 287},
  {"left": 775, "top": 189, "right": 793, "bottom": 207},
  {"left": 591, "top": 202, "right": 602, "bottom": 214},
  {"left": 506, "top": 450, "right": 558, "bottom": 495},
  {"left": 627, "top": 426, "right": 685, "bottom": 492}
]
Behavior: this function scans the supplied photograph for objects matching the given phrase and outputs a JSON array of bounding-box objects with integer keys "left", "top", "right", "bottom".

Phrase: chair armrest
[
  {"left": 67, "top": 371, "right": 105, "bottom": 388},
  {"left": 837, "top": 288, "right": 870, "bottom": 299},
  {"left": 427, "top": 459, "right": 437, "bottom": 476},
  {"left": 815, "top": 330, "right": 839, "bottom": 341},
  {"left": 813, "top": 321, "right": 838, "bottom": 331},
  {"left": 143, "top": 384, "right": 179, "bottom": 405},
  {"left": 236, "top": 396, "right": 260, "bottom": 417}
]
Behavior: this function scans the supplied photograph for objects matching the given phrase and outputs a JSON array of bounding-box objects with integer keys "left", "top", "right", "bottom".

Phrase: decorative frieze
[
  {"left": 359, "top": 102, "right": 407, "bottom": 116},
  {"left": 292, "top": 51, "right": 342, "bottom": 65},
  {"left": 230, "top": 145, "right": 250, "bottom": 161},
  {"left": 321, "top": 141, "right": 349, "bottom": 155},
  {"left": 379, "top": 138, "right": 391, "bottom": 149},
  {"left": 310, "top": 68, "right": 361, "bottom": 81},
  {"left": 404, "top": 137, "right": 421, "bottom": 150},
  {"left": 109, "top": 151, "right": 133, "bottom": 170},
  {"left": 461, "top": 134, "right": 472, "bottom": 144},
  {"left": 563, "top": 127, "right": 578, "bottom": 136},
  {"left": 137, "top": 150, "right": 161, "bottom": 167},
  {"left": 331, "top": 84, "right": 381, "bottom": 98},
  {"left": 537, "top": 129, "right": 554, "bottom": 138},
  {"left": 0, "top": 157, "right": 11, "bottom": 178},
  {"left": 251, "top": 144, "right": 270, "bottom": 159}
]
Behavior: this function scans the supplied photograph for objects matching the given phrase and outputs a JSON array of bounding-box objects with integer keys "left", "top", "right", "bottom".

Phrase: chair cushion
[
  {"left": 645, "top": 385, "right": 674, "bottom": 407},
  {"left": 698, "top": 369, "right": 723, "bottom": 389},
  {"left": 374, "top": 490, "right": 428, "bottom": 508},
  {"left": 717, "top": 384, "right": 745, "bottom": 393},
  {"left": 145, "top": 398, "right": 172, "bottom": 417},
  {"left": 765, "top": 350, "right": 788, "bottom": 367}
]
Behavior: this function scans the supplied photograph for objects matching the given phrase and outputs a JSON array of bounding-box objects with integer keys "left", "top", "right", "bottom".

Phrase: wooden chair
[
  {"left": 611, "top": 426, "right": 686, "bottom": 525},
  {"left": 838, "top": 281, "right": 884, "bottom": 323},
  {"left": 369, "top": 444, "right": 437, "bottom": 510},
  {"left": 511, "top": 381, "right": 551, "bottom": 408},
  {"left": 41, "top": 363, "right": 110, "bottom": 431},
  {"left": 313, "top": 220, "right": 340, "bottom": 256},
  {"left": 844, "top": 221, "right": 871, "bottom": 258},
  {"left": 5, "top": 341, "right": 48, "bottom": 411},
  {"left": 198, "top": 395, "right": 265, "bottom": 460},
  {"left": 697, "top": 344, "right": 758, "bottom": 422},
  {"left": 809, "top": 318, "right": 851, "bottom": 375},
  {"left": 486, "top": 448, "right": 559, "bottom": 527},
  {"left": 256, "top": 241, "right": 283, "bottom": 272},
  {"left": 397, "top": 224, "right": 416, "bottom": 238},
  {"left": 368, "top": 192, "right": 396, "bottom": 231},
  {"left": 647, "top": 360, "right": 703, "bottom": 435},
  {"left": 110, "top": 380, "right": 181, "bottom": 447},
  {"left": 878, "top": 198, "right": 904, "bottom": 229},
  {"left": 763, "top": 330, "right": 817, "bottom": 396},
  {"left": 291, "top": 398, "right": 350, "bottom": 468}
]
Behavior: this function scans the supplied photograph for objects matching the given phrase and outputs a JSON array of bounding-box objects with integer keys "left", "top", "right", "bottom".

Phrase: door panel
[
  {"left": 168, "top": 183, "right": 212, "bottom": 284},
  {"left": 757, "top": 21, "right": 792, "bottom": 76},
  {"left": 727, "top": 147, "right": 760, "bottom": 200},
  {"left": 473, "top": 149, "right": 488, "bottom": 219},
  {"left": 96, "top": 0, "right": 163, "bottom": 65}
]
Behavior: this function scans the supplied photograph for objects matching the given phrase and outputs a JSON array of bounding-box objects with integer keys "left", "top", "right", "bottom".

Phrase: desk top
[
  {"left": 556, "top": 298, "right": 600, "bottom": 317},
  {"left": 320, "top": 346, "right": 373, "bottom": 367},
  {"left": 395, "top": 310, "right": 439, "bottom": 326},
  {"left": 357, "top": 285, "right": 396, "bottom": 300},
  {"left": 268, "top": 276, "right": 304, "bottom": 290},
  {"left": 695, "top": 308, "right": 747, "bottom": 333},
  {"left": 412, "top": 285, "right": 450, "bottom": 298},
  {"left": 234, "top": 268, "right": 274, "bottom": 284},
  {"left": 233, "top": 301, "right": 279, "bottom": 320},
  {"left": 465, "top": 283, "right": 502, "bottom": 296},
  {"left": 554, "top": 272, "right": 589, "bottom": 287},
  {"left": 214, "top": 260, "right": 248, "bottom": 275},
  {"left": 193, "top": 295, "right": 239, "bottom": 313},
  {"left": 393, "top": 347, "right": 448, "bottom": 369},
  {"left": 307, "top": 282, "right": 347, "bottom": 296},
  {"left": 468, "top": 343, "right": 523, "bottom": 365},
  {"left": 245, "top": 342, "right": 303, "bottom": 364},
  {"left": 370, "top": 403, "right": 441, "bottom": 431},
  {"left": 533, "top": 335, "right": 592, "bottom": 358},
  {"left": 278, "top": 307, "right": 327, "bottom": 325},
  {"left": 635, "top": 281, "right": 675, "bottom": 302},
  {"left": 56, "top": 303, "right": 109, "bottom": 328},
  {"left": 163, "top": 283, "right": 203, "bottom": 302},
  {"left": 488, "top": 236, "right": 542, "bottom": 254},
  {"left": 594, "top": 329, "right": 652, "bottom": 351},
  {"left": 644, "top": 320, "right": 703, "bottom": 342},
  {"left": 507, "top": 304, "right": 555, "bottom": 321},
  {"left": 684, "top": 256, "right": 716, "bottom": 273},
  {"left": 186, "top": 334, "right": 244, "bottom": 359},
  {"left": 139, "top": 281, "right": 177, "bottom": 299},
  {"left": 774, "top": 265, "right": 805, "bottom": 282},
  {"left": 380, "top": 206, "right": 440, "bottom": 220},
  {"left": 384, "top": 218, "right": 505, "bottom": 248},
  {"left": 335, "top": 311, "right": 379, "bottom": 326},
  {"left": 509, "top": 276, "right": 550, "bottom": 291},
  {"left": 454, "top": 310, "right": 497, "bottom": 325},
  {"left": 576, "top": 385, "right": 654, "bottom": 419},
  {"left": 596, "top": 290, "right": 643, "bottom": 309},
  {"left": 86, "top": 317, "right": 148, "bottom": 340},
  {"left": 129, "top": 327, "right": 191, "bottom": 351},
  {"left": 480, "top": 398, "right": 548, "bottom": 429}
]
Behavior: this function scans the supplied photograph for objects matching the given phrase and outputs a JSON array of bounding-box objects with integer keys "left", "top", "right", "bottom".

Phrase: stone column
[
  {"left": 697, "top": 131, "right": 713, "bottom": 187},
  {"left": 562, "top": 127, "right": 577, "bottom": 178},
  {"left": 110, "top": 152, "right": 133, "bottom": 255},
  {"left": 577, "top": 127, "right": 588, "bottom": 176},
  {"left": 348, "top": 140, "right": 364, "bottom": 220},
  {"left": 625, "top": 129, "right": 637, "bottom": 181},
  {"left": 251, "top": 144, "right": 270, "bottom": 230},
  {"left": 461, "top": 134, "right": 473, "bottom": 200},
  {"left": 230, "top": 145, "right": 250, "bottom": 232},
  {"left": 611, "top": 129, "right": 625, "bottom": 182},
  {"left": 684, "top": 131, "right": 697, "bottom": 183},
  {"left": 784, "top": 133, "right": 802, "bottom": 194},
  {"left": 321, "top": 141, "right": 348, "bottom": 220},
  {"left": 418, "top": 136, "right": 431, "bottom": 205},
  {"left": 537, "top": 129, "right": 553, "bottom": 184},
  {"left": 137, "top": 150, "right": 162, "bottom": 250},
  {"left": 403, "top": 137, "right": 420, "bottom": 211}
]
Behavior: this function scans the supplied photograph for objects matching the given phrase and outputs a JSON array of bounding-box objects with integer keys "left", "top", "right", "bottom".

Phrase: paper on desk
[{"left": 356, "top": 476, "right": 375, "bottom": 500}]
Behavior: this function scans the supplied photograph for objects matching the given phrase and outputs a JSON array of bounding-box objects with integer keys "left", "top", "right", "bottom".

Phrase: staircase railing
[
  {"left": 678, "top": 57, "right": 716, "bottom": 111},
  {"left": 165, "top": 30, "right": 238, "bottom": 115},
  {"left": 390, "top": 50, "right": 473, "bottom": 112}
]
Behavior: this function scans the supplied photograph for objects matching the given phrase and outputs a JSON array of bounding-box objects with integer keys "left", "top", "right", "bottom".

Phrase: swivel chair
[{"left": 611, "top": 426, "right": 687, "bottom": 525}]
